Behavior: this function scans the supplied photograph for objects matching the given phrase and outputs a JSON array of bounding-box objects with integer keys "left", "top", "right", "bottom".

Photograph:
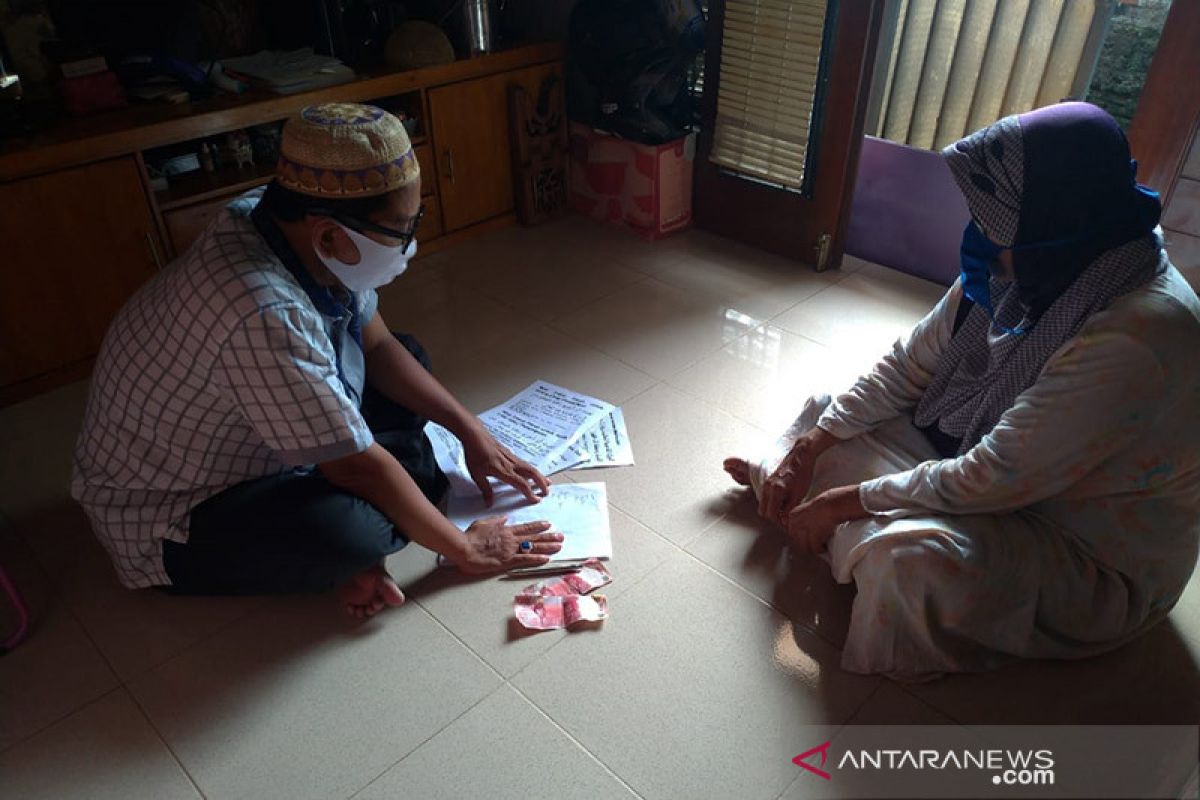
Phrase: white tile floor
[{"left": 1, "top": 215, "right": 1198, "bottom": 800}]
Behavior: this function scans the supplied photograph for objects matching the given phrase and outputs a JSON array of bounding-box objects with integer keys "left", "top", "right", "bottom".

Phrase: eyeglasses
[{"left": 334, "top": 205, "right": 424, "bottom": 250}]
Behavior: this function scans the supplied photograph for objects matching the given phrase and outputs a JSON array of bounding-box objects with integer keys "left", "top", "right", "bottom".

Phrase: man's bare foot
[
  {"left": 337, "top": 565, "right": 406, "bottom": 619},
  {"left": 723, "top": 457, "right": 752, "bottom": 487}
]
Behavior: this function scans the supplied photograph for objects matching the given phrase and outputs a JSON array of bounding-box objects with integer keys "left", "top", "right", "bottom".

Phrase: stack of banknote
[{"left": 513, "top": 559, "right": 612, "bottom": 630}]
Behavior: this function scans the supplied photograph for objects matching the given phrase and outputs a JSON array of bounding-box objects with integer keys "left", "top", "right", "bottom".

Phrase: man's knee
[{"left": 323, "top": 499, "right": 407, "bottom": 566}]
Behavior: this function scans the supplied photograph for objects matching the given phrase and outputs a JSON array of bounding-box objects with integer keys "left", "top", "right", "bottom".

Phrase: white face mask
[{"left": 315, "top": 222, "right": 416, "bottom": 292}]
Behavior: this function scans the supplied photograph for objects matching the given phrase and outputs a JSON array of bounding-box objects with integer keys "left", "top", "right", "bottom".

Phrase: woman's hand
[
  {"left": 455, "top": 516, "right": 564, "bottom": 575},
  {"left": 786, "top": 485, "right": 870, "bottom": 555},
  {"left": 759, "top": 427, "right": 839, "bottom": 525},
  {"left": 460, "top": 424, "right": 551, "bottom": 505}
]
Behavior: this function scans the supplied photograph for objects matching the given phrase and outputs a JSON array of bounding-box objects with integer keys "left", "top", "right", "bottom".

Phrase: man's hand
[
  {"left": 454, "top": 516, "right": 564, "bottom": 575},
  {"left": 786, "top": 484, "right": 869, "bottom": 555},
  {"left": 759, "top": 427, "right": 838, "bottom": 525},
  {"left": 461, "top": 425, "right": 551, "bottom": 505}
]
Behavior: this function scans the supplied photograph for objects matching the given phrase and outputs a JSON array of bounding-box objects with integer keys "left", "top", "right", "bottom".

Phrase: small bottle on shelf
[{"left": 198, "top": 143, "right": 215, "bottom": 173}]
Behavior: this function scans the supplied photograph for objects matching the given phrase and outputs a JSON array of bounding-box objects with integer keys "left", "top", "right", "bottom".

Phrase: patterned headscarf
[{"left": 913, "top": 102, "right": 1164, "bottom": 455}]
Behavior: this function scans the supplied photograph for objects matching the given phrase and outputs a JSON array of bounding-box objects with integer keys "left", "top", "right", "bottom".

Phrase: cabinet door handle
[
  {"left": 444, "top": 149, "right": 455, "bottom": 183},
  {"left": 145, "top": 231, "right": 164, "bottom": 270}
]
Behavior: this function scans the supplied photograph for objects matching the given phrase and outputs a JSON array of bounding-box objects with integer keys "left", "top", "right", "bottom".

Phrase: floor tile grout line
[
  {"left": 633, "top": 301, "right": 796, "bottom": 384},
  {"left": 887, "top": 680, "right": 979, "bottom": 727},
  {"left": 11, "top": 520, "right": 267, "bottom": 690},
  {"left": 644, "top": 380, "right": 779, "bottom": 443},
  {"left": 131, "top": 599, "right": 497, "bottom": 800},
  {"left": 539, "top": 273, "right": 657, "bottom": 327},
  {"left": 671, "top": 538, "right": 853, "bottom": 654},
  {"left": 804, "top": 666, "right": 995, "bottom": 797},
  {"left": 440, "top": 235, "right": 654, "bottom": 298},
  {"left": 649, "top": 319, "right": 858, "bottom": 434},
  {"left": 772, "top": 678, "right": 892, "bottom": 800},
  {"left": 769, "top": 716, "right": 866, "bottom": 800},
  {"left": 656, "top": 371, "right": 785, "bottom": 436},
  {"left": 407, "top": 600, "right": 507, "bottom": 683},
  {"left": 343, "top": 681, "right": 509, "bottom": 800},
  {"left": 106, "top": 599, "right": 270, "bottom": 685},
  {"left": 477, "top": 500, "right": 877, "bottom": 800},
  {"left": 1, "top": 230, "right": 952, "bottom": 797},
  {"left": 606, "top": 244, "right": 690, "bottom": 277},
  {"left": 3, "top": 685, "right": 216, "bottom": 800},
  {"left": 426, "top": 270, "right": 666, "bottom": 398},
  {"left": 117, "top": 685, "right": 210, "bottom": 800},
  {"left": 526, "top": 320, "right": 663, "bottom": 402},
  {"left": 504, "top": 681, "right": 648, "bottom": 800},
  {"left": 0, "top": 532, "right": 128, "bottom": 757},
  {"left": 842, "top": 677, "right": 888, "bottom": 724},
  {"left": 761, "top": 281, "right": 844, "bottom": 334},
  {"left": 539, "top": 275, "right": 785, "bottom": 381},
  {"left": 0, "top": 683, "right": 123, "bottom": 759},
  {"left": 99, "top": 597, "right": 275, "bottom": 691},
  {"left": 500, "top": 499, "right": 769, "bottom": 688},
  {"left": 456, "top": 258, "right": 657, "bottom": 327},
  {"left": 501, "top": 520, "right": 691, "bottom": 687}
]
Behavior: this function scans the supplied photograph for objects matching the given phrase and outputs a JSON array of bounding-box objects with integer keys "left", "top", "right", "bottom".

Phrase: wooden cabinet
[
  {"left": 163, "top": 195, "right": 231, "bottom": 255},
  {"left": 0, "top": 46, "right": 563, "bottom": 403},
  {"left": 429, "top": 63, "right": 562, "bottom": 231},
  {"left": 0, "top": 156, "right": 162, "bottom": 387},
  {"left": 413, "top": 144, "right": 436, "bottom": 197}
]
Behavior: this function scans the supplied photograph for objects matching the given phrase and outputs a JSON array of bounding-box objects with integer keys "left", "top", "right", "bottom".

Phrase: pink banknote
[
  {"left": 513, "top": 594, "right": 609, "bottom": 630},
  {"left": 518, "top": 559, "right": 612, "bottom": 598}
]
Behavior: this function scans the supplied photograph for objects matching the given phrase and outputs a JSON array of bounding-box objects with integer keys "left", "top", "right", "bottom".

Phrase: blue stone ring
[{"left": 519, "top": 541, "right": 533, "bottom": 553}]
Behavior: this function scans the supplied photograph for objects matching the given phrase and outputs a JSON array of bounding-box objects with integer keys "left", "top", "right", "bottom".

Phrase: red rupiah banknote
[{"left": 513, "top": 593, "right": 609, "bottom": 630}]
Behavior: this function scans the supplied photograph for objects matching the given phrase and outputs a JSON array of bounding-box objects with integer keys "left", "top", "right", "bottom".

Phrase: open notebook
[{"left": 444, "top": 482, "right": 612, "bottom": 562}]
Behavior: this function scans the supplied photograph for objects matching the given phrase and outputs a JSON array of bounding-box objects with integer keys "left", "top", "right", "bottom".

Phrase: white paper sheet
[
  {"left": 478, "top": 381, "right": 615, "bottom": 473},
  {"left": 544, "top": 441, "right": 591, "bottom": 475},
  {"left": 425, "top": 421, "right": 481, "bottom": 497},
  {"left": 446, "top": 482, "right": 612, "bottom": 561},
  {"left": 574, "top": 409, "right": 635, "bottom": 469}
]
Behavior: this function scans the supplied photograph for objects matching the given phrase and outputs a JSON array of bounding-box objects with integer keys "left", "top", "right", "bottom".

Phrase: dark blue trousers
[{"left": 162, "top": 334, "right": 446, "bottom": 595}]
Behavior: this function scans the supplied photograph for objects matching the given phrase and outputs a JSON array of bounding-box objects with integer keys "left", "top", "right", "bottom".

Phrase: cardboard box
[{"left": 568, "top": 122, "right": 694, "bottom": 240}]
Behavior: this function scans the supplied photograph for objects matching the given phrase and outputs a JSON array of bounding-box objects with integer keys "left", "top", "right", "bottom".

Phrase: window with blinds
[
  {"left": 710, "top": 0, "right": 832, "bottom": 191},
  {"left": 868, "top": 0, "right": 1115, "bottom": 151}
]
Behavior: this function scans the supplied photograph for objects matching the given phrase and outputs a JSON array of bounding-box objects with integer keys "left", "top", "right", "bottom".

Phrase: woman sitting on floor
[{"left": 723, "top": 102, "right": 1200, "bottom": 681}]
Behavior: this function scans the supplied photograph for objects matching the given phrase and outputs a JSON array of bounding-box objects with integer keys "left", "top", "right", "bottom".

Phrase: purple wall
[{"left": 845, "top": 136, "right": 969, "bottom": 286}]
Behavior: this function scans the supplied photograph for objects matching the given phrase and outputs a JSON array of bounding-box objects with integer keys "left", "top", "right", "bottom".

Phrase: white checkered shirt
[{"left": 71, "top": 189, "right": 378, "bottom": 588}]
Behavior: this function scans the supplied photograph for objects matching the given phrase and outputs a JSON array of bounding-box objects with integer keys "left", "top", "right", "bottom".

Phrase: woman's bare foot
[
  {"left": 337, "top": 565, "right": 406, "bottom": 619},
  {"left": 723, "top": 457, "right": 752, "bottom": 487}
]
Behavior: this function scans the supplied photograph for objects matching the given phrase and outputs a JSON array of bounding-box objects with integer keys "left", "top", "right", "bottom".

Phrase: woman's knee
[{"left": 857, "top": 531, "right": 974, "bottom": 597}]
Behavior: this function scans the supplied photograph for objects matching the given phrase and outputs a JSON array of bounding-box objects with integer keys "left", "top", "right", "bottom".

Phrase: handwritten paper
[
  {"left": 541, "top": 408, "right": 634, "bottom": 473},
  {"left": 446, "top": 482, "right": 613, "bottom": 562},
  {"left": 575, "top": 408, "right": 635, "bottom": 469}
]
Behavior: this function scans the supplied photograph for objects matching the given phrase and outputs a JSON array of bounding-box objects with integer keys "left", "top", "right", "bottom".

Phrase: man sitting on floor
[{"left": 72, "top": 103, "right": 562, "bottom": 617}]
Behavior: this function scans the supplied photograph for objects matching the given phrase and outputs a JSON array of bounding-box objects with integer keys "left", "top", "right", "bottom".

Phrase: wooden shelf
[
  {"left": 156, "top": 162, "right": 277, "bottom": 210},
  {"left": 153, "top": 131, "right": 430, "bottom": 210},
  {"left": 0, "top": 42, "right": 563, "bottom": 184}
]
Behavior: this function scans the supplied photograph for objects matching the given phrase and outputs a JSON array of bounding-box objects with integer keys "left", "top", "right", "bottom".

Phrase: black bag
[{"left": 566, "top": 0, "right": 704, "bottom": 145}]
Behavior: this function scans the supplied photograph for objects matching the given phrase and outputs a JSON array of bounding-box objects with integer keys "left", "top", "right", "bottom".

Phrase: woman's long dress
[{"left": 747, "top": 266, "right": 1200, "bottom": 680}]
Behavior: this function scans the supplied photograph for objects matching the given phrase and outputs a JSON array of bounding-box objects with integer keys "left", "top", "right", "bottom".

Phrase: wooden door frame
[
  {"left": 693, "top": 0, "right": 884, "bottom": 271},
  {"left": 1127, "top": 0, "right": 1200, "bottom": 207}
]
